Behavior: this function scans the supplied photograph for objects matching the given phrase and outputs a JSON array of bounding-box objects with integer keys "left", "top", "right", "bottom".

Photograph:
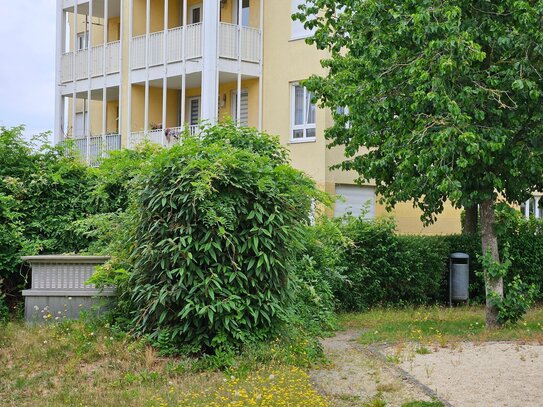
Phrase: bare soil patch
[
  {"left": 387, "top": 342, "right": 543, "bottom": 407},
  {"left": 310, "top": 330, "right": 432, "bottom": 406}
]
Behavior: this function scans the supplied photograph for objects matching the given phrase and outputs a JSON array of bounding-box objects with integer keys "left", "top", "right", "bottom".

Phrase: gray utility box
[
  {"left": 449, "top": 252, "right": 469, "bottom": 305},
  {"left": 22, "top": 255, "right": 114, "bottom": 322}
]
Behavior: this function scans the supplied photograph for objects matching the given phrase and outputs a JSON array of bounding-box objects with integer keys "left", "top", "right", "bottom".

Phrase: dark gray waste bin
[{"left": 449, "top": 252, "right": 469, "bottom": 305}]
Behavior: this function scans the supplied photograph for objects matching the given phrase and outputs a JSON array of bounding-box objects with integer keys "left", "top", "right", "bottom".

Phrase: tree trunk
[
  {"left": 463, "top": 205, "right": 478, "bottom": 234},
  {"left": 479, "top": 198, "right": 503, "bottom": 329}
]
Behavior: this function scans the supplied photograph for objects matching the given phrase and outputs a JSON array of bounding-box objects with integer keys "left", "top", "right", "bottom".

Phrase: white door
[
  {"left": 231, "top": 89, "right": 249, "bottom": 127},
  {"left": 334, "top": 185, "right": 376, "bottom": 219}
]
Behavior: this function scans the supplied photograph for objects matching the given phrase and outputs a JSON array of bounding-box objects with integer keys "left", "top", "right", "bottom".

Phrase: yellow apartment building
[{"left": 54, "top": 0, "right": 466, "bottom": 234}]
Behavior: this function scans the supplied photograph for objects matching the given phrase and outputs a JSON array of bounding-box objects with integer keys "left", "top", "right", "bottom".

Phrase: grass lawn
[
  {"left": 339, "top": 306, "right": 543, "bottom": 346},
  {"left": 2, "top": 306, "right": 539, "bottom": 406},
  {"left": 0, "top": 321, "right": 328, "bottom": 407}
]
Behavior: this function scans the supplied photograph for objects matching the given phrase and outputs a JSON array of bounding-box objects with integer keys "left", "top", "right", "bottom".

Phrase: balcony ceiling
[
  {"left": 67, "top": 0, "right": 121, "bottom": 19},
  {"left": 74, "top": 87, "right": 120, "bottom": 101}
]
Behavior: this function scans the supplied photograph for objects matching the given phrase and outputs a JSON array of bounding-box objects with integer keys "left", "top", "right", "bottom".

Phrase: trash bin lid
[{"left": 450, "top": 252, "right": 469, "bottom": 259}]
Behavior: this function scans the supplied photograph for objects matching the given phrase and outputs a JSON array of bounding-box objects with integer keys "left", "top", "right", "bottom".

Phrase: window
[
  {"left": 233, "top": 0, "right": 250, "bottom": 27},
  {"left": 190, "top": 5, "right": 202, "bottom": 24},
  {"left": 76, "top": 32, "right": 88, "bottom": 50},
  {"left": 187, "top": 97, "right": 201, "bottom": 126},
  {"left": 231, "top": 89, "right": 249, "bottom": 127},
  {"left": 291, "top": 0, "right": 315, "bottom": 40},
  {"left": 291, "top": 83, "right": 316, "bottom": 141}
]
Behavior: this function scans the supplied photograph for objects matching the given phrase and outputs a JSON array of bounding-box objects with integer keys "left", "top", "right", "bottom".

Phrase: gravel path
[
  {"left": 309, "top": 331, "right": 432, "bottom": 406},
  {"left": 388, "top": 342, "right": 543, "bottom": 407}
]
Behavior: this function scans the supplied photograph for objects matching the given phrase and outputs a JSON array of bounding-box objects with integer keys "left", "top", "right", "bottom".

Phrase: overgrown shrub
[
  {"left": 0, "top": 126, "right": 100, "bottom": 301},
  {"left": 306, "top": 210, "right": 543, "bottom": 313},
  {"left": 288, "top": 255, "right": 337, "bottom": 334},
  {"left": 126, "top": 123, "right": 324, "bottom": 353}
]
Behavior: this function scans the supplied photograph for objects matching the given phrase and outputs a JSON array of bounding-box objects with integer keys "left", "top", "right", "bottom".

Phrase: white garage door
[{"left": 334, "top": 185, "right": 376, "bottom": 219}]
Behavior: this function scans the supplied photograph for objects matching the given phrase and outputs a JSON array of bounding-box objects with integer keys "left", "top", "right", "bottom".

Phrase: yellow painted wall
[
  {"left": 131, "top": 84, "right": 197, "bottom": 131},
  {"left": 262, "top": 1, "right": 329, "bottom": 187},
  {"left": 218, "top": 79, "right": 259, "bottom": 128},
  {"left": 134, "top": 0, "right": 199, "bottom": 35},
  {"left": 221, "top": 0, "right": 260, "bottom": 27}
]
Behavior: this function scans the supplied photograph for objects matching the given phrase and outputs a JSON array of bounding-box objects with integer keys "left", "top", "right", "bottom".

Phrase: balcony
[
  {"left": 72, "top": 133, "right": 122, "bottom": 167},
  {"left": 218, "top": 23, "right": 261, "bottom": 63},
  {"left": 61, "top": 41, "right": 121, "bottom": 83},
  {"left": 130, "top": 23, "right": 261, "bottom": 71},
  {"left": 128, "top": 125, "right": 200, "bottom": 149}
]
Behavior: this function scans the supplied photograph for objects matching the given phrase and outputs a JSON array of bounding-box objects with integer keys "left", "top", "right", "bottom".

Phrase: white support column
[
  {"left": 128, "top": 0, "right": 133, "bottom": 140},
  {"left": 118, "top": 0, "right": 124, "bottom": 140},
  {"left": 201, "top": 0, "right": 220, "bottom": 123},
  {"left": 102, "top": 0, "right": 109, "bottom": 142},
  {"left": 72, "top": 2, "right": 78, "bottom": 139},
  {"left": 181, "top": 0, "right": 187, "bottom": 129},
  {"left": 258, "top": 0, "right": 263, "bottom": 131},
  {"left": 54, "top": 1, "right": 66, "bottom": 144},
  {"left": 162, "top": 0, "right": 169, "bottom": 145},
  {"left": 86, "top": 0, "right": 94, "bottom": 164},
  {"left": 144, "top": 0, "right": 150, "bottom": 134},
  {"left": 525, "top": 199, "right": 531, "bottom": 218},
  {"left": 236, "top": 0, "right": 242, "bottom": 126},
  {"left": 535, "top": 197, "right": 541, "bottom": 219}
]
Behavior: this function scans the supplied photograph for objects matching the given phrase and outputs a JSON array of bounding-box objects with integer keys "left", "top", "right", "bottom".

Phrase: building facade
[{"left": 55, "top": 0, "right": 463, "bottom": 234}]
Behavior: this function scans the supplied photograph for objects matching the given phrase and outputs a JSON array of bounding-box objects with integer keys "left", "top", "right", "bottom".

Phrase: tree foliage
[{"left": 295, "top": 0, "right": 543, "bottom": 326}]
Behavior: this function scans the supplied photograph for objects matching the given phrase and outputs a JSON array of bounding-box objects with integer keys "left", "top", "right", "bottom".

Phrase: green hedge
[{"left": 308, "top": 214, "right": 543, "bottom": 312}]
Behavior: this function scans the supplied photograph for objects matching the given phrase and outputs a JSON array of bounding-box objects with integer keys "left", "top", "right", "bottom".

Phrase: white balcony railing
[
  {"left": 107, "top": 41, "right": 121, "bottom": 74},
  {"left": 60, "top": 41, "right": 121, "bottom": 83},
  {"left": 91, "top": 45, "right": 103, "bottom": 77},
  {"left": 131, "top": 23, "right": 203, "bottom": 70},
  {"left": 167, "top": 27, "right": 183, "bottom": 62},
  {"left": 131, "top": 35, "right": 146, "bottom": 69},
  {"left": 149, "top": 31, "right": 164, "bottom": 66},
  {"left": 128, "top": 125, "right": 200, "bottom": 149},
  {"left": 185, "top": 23, "right": 203, "bottom": 59},
  {"left": 71, "top": 134, "right": 122, "bottom": 167},
  {"left": 219, "top": 23, "right": 261, "bottom": 63}
]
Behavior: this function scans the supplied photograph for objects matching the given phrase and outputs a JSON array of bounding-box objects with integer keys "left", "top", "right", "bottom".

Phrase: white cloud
[{"left": 0, "top": 1, "right": 55, "bottom": 139}]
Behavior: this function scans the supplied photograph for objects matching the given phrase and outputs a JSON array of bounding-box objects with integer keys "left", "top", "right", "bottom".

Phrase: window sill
[
  {"left": 289, "top": 138, "right": 316, "bottom": 145},
  {"left": 289, "top": 34, "right": 313, "bottom": 42}
]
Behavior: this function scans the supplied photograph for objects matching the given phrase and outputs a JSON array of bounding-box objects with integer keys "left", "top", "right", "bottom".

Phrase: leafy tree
[{"left": 295, "top": 0, "right": 543, "bottom": 327}]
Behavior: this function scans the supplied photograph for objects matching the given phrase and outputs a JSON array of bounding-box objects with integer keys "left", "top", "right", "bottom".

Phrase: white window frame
[
  {"left": 290, "top": 82, "right": 316, "bottom": 143},
  {"left": 232, "top": 0, "right": 251, "bottom": 27},
  {"left": 291, "top": 0, "right": 316, "bottom": 41},
  {"left": 76, "top": 31, "right": 89, "bottom": 50},
  {"left": 189, "top": 4, "right": 202, "bottom": 24}
]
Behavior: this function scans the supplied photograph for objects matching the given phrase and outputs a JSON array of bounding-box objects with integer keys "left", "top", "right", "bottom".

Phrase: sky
[{"left": 0, "top": 1, "right": 56, "bottom": 139}]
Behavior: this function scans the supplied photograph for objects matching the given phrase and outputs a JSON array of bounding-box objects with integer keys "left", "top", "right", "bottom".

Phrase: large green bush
[{"left": 126, "top": 123, "right": 324, "bottom": 353}]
